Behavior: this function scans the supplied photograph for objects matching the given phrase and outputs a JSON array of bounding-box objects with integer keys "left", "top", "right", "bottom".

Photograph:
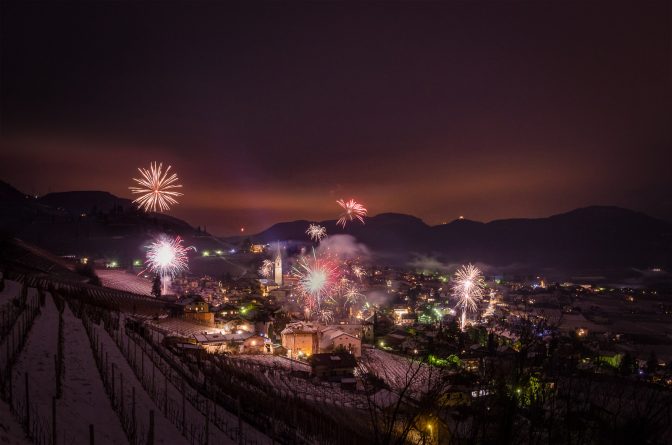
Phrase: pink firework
[
  {"left": 336, "top": 199, "right": 367, "bottom": 228},
  {"left": 145, "top": 235, "right": 194, "bottom": 278},
  {"left": 292, "top": 249, "right": 339, "bottom": 311}
]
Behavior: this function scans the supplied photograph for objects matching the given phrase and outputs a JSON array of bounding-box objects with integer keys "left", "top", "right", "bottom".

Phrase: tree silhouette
[{"left": 151, "top": 274, "right": 162, "bottom": 298}]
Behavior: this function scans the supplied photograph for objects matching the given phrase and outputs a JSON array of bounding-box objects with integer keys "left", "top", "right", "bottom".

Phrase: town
[{"left": 1, "top": 234, "right": 670, "bottom": 445}]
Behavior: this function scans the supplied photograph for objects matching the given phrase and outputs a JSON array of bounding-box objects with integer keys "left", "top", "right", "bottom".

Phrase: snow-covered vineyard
[
  {"left": 360, "top": 347, "right": 444, "bottom": 395},
  {"left": 0, "top": 276, "right": 273, "bottom": 445},
  {"left": 97, "top": 270, "right": 153, "bottom": 297},
  {"left": 0, "top": 272, "right": 385, "bottom": 445}
]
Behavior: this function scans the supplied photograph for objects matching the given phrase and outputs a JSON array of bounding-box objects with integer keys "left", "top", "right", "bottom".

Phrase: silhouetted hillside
[
  {"left": 37, "top": 190, "right": 134, "bottom": 215},
  {"left": 0, "top": 182, "right": 220, "bottom": 265},
  {"left": 246, "top": 206, "right": 672, "bottom": 272},
  {"left": 2, "top": 180, "right": 671, "bottom": 276}
]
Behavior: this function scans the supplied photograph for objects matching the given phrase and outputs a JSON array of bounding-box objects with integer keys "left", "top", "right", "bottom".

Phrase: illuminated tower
[{"left": 274, "top": 244, "right": 283, "bottom": 286}]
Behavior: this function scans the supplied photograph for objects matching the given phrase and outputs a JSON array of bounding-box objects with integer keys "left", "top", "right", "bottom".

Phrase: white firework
[
  {"left": 352, "top": 265, "right": 365, "bottom": 279},
  {"left": 259, "top": 259, "right": 274, "bottom": 278},
  {"left": 317, "top": 309, "right": 335, "bottom": 324},
  {"left": 306, "top": 224, "right": 327, "bottom": 242},
  {"left": 145, "top": 235, "right": 193, "bottom": 277},
  {"left": 451, "top": 264, "right": 485, "bottom": 330},
  {"left": 342, "top": 282, "right": 364, "bottom": 306}
]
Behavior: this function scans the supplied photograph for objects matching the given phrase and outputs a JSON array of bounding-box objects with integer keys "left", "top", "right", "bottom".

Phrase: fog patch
[{"left": 317, "top": 234, "right": 370, "bottom": 260}]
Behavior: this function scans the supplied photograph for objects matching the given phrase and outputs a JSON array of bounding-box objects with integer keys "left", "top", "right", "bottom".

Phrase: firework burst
[
  {"left": 259, "top": 259, "right": 274, "bottom": 278},
  {"left": 145, "top": 235, "right": 194, "bottom": 278},
  {"left": 342, "top": 282, "right": 364, "bottom": 306},
  {"left": 306, "top": 224, "right": 327, "bottom": 242},
  {"left": 336, "top": 199, "right": 367, "bottom": 228},
  {"left": 292, "top": 249, "right": 339, "bottom": 311},
  {"left": 130, "top": 162, "right": 183, "bottom": 212},
  {"left": 351, "top": 265, "right": 365, "bottom": 280},
  {"left": 451, "top": 264, "right": 485, "bottom": 330},
  {"left": 317, "top": 309, "right": 335, "bottom": 324}
]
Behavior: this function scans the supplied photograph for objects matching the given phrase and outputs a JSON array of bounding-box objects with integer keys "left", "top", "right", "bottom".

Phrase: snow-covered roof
[
  {"left": 319, "top": 329, "right": 359, "bottom": 349},
  {"left": 281, "top": 321, "right": 320, "bottom": 335},
  {"left": 322, "top": 328, "right": 358, "bottom": 342},
  {"left": 193, "top": 331, "right": 254, "bottom": 344}
]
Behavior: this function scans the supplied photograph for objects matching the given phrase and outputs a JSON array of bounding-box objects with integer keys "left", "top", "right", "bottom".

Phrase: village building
[
  {"left": 309, "top": 352, "right": 357, "bottom": 382},
  {"left": 193, "top": 331, "right": 271, "bottom": 354},
  {"left": 281, "top": 321, "right": 364, "bottom": 359},
  {"left": 319, "top": 328, "right": 362, "bottom": 357},
  {"left": 324, "top": 321, "right": 373, "bottom": 342},
  {"left": 177, "top": 295, "right": 214, "bottom": 325},
  {"left": 281, "top": 321, "right": 319, "bottom": 359}
]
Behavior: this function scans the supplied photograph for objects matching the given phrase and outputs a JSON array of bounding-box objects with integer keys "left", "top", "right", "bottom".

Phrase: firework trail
[
  {"left": 451, "top": 264, "right": 485, "bottom": 330},
  {"left": 130, "top": 162, "right": 183, "bottom": 212},
  {"left": 292, "top": 248, "right": 339, "bottom": 312},
  {"left": 306, "top": 224, "right": 327, "bottom": 242},
  {"left": 259, "top": 259, "right": 274, "bottom": 278},
  {"left": 336, "top": 199, "right": 367, "bottom": 228},
  {"left": 483, "top": 289, "right": 497, "bottom": 318}
]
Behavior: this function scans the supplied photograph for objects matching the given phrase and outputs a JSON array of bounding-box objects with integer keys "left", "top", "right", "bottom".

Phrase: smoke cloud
[{"left": 317, "top": 234, "right": 370, "bottom": 260}]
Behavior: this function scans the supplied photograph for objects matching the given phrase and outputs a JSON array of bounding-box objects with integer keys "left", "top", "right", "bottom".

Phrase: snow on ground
[
  {"left": 233, "top": 354, "right": 311, "bottom": 373},
  {"left": 125, "top": 321, "right": 275, "bottom": 445},
  {"left": 228, "top": 355, "right": 367, "bottom": 408},
  {"left": 58, "top": 304, "right": 127, "bottom": 444},
  {"left": 0, "top": 279, "right": 22, "bottom": 305},
  {"left": 91, "top": 320, "right": 190, "bottom": 445},
  {"left": 0, "top": 399, "right": 31, "bottom": 445},
  {"left": 98, "top": 270, "right": 152, "bottom": 296},
  {"left": 11, "top": 289, "right": 59, "bottom": 444},
  {"left": 361, "top": 347, "right": 441, "bottom": 395},
  {"left": 150, "top": 318, "right": 222, "bottom": 337},
  {"left": 127, "top": 330, "right": 239, "bottom": 445}
]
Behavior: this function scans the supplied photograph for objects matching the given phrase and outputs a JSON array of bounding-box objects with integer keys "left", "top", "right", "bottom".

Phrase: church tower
[{"left": 274, "top": 244, "right": 283, "bottom": 286}]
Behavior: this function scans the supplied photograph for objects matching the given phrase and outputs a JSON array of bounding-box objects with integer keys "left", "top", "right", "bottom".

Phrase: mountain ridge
[
  {"left": 244, "top": 205, "right": 672, "bottom": 271},
  {"left": 1, "top": 180, "right": 670, "bottom": 274}
]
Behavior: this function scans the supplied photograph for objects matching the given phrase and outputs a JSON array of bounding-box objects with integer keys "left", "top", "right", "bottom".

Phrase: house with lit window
[
  {"left": 281, "top": 321, "right": 362, "bottom": 359},
  {"left": 319, "top": 328, "right": 362, "bottom": 357},
  {"left": 193, "top": 331, "right": 271, "bottom": 354},
  {"left": 281, "top": 322, "right": 319, "bottom": 359},
  {"left": 176, "top": 295, "right": 214, "bottom": 325}
]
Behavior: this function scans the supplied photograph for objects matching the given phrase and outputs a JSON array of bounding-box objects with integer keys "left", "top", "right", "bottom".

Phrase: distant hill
[
  {"left": 242, "top": 207, "right": 672, "bottom": 274},
  {"left": 0, "top": 182, "right": 230, "bottom": 266},
  {"left": 37, "top": 190, "right": 134, "bottom": 215},
  {"left": 2, "top": 180, "right": 671, "bottom": 277}
]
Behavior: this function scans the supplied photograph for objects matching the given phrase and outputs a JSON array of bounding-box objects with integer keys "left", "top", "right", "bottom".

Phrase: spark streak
[
  {"left": 130, "top": 162, "right": 183, "bottom": 212},
  {"left": 336, "top": 199, "right": 367, "bottom": 228},
  {"left": 451, "top": 264, "right": 485, "bottom": 330},
  {"left": 306, "top": 224, "right": 327, "bottom": 242}
]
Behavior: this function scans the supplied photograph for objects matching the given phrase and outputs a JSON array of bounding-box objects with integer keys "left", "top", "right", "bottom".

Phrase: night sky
[{"left": 1, "top": 1, "right": 670, "bottom": 235}]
